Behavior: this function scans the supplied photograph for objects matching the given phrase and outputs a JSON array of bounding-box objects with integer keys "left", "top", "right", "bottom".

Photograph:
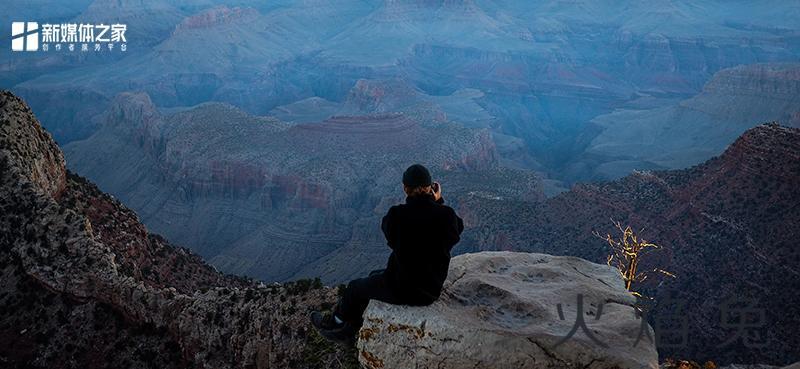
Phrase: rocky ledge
[{"left": 358, "top": 252, "right": 658, "bottom": 369}]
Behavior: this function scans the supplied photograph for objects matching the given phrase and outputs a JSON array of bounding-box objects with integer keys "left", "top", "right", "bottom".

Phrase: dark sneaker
[
  {"left": 310, "top": 311, "right": 355, "bottom": 345},
  {"left": 310, "top": 311, "right": 344, "bottom": 330}
]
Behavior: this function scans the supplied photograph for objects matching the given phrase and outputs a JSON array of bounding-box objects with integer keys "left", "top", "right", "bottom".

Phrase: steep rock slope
[
  {"left": 532, "top": 123, "right": 800, "bottom": 365},
  {"left": 0, "top": 91, "right": 350, "bottom": 368}
]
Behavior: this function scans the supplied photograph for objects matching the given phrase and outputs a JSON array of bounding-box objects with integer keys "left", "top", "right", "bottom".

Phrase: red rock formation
[
  {"left": 64, "top": 92, "right": 518, "bottom": 281},
  {"left": 104, "top": 92, "right": 166, "bottom": 157}
]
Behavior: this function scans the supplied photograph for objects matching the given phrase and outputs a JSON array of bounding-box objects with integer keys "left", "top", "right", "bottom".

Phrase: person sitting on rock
[{"left": 310, "top": 163, "right": 464, "bottom": 344}]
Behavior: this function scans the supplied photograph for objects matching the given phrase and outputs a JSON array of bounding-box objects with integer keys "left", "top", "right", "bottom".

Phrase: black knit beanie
[{"left": 402, "top": 164, "right": 432, "bottom": 187}]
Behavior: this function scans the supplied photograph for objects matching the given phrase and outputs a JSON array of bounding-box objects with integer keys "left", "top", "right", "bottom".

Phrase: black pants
[{"left": 334, "top": 269, "right": 404, "bottom": 324}]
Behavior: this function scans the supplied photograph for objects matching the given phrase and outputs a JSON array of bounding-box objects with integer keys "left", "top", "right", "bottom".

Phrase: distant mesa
[
  {"left": 174, "top": 6, "right": 259, "bottom": 31},
  {"left": 295, "top": 113, "right": 417, "bottom": 134}
]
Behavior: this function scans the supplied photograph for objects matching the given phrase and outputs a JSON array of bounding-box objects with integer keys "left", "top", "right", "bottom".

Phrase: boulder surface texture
[{"left": 357, "top": 251, "right": 658, "bottom": 369}]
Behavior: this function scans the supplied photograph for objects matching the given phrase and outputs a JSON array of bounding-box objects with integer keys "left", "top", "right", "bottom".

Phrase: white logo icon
[{"left": 12, "top": 22, "right": 39, "bottom": 51}]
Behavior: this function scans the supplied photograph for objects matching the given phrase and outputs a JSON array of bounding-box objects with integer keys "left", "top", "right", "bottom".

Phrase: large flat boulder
[{"left": 357, "top": 251, "right": 658, "bottom": 369}]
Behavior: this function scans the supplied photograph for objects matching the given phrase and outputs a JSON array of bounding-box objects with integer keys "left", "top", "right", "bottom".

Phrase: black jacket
[{"left": 381, "top": 194, "right": 464, "bottom": 303}]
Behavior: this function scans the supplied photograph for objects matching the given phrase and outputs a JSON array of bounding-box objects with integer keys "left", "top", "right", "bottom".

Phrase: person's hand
[{"left": 431, "top": 181, "right": 442, "bottom": 201}]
